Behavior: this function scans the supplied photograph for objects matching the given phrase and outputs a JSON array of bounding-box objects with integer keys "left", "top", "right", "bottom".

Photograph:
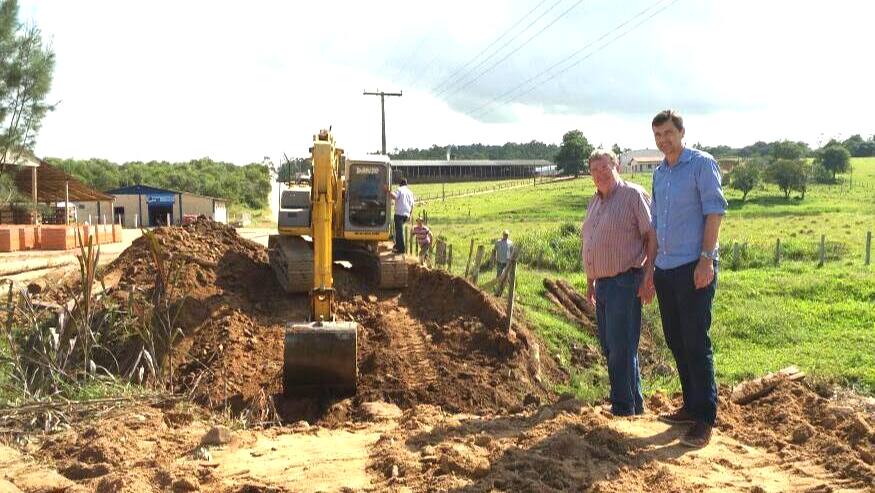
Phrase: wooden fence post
[
  {"left": 471, "top": 245, "right": 485, "bottom": 283},
  {"left": 866, "top": 231, "right": 871, "bottom": 266},
  {"left": 818, "top": 234, "right": 825, "bottom": 267},
  {"left": 775, "top": 238, "right": 781, "bottom": 266},
  {"left": 537, "top": 251, "right": 544, "bottom": 270},
  {"left": 505, "top": 260, "right": 517, "bottom": 332},
  {"left": 448, "top": 244, "right": 453, "bottom": 272},
  {"left": 464, "top": 238, "right": 475, "bottom": 277},
  {"left": 495, "top": 248, "right": 521, "bottom": 296},
  {"left": 732, "top": 242, "right": 740, "bottom": 267}
]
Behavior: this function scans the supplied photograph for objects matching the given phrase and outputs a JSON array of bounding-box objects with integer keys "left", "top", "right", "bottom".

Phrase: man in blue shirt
[{"left": 649, "top": 110, "right": 727, "bottom": 448}]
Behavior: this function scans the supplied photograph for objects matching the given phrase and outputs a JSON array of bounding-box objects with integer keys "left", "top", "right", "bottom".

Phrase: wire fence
[{"left": 415, "top": 175, "right": 570, "bottom": 203}]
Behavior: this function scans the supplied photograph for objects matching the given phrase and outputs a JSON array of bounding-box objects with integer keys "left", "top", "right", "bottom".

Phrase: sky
[{"left": 17, "top": 0, "right": 875, "bottom": 165}]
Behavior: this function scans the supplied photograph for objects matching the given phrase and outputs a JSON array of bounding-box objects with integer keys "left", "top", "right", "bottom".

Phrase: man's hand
[
  {"left": 638, "top": 270, "right": 655, "bottom": 304},
  {"left": 585, "top": 279, "right": 596, "bottom": 307},
  {"left": 694, "top": 256, "right": 715, "bottom": 289}
]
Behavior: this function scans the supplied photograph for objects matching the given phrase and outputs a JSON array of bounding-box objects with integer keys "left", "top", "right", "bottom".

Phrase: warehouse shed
[
  {"left": 105, "top": 185, "right": 227, "bottom": 228},
  {"left": 391, "top": 159, "right": 553, "bottom": 183}
]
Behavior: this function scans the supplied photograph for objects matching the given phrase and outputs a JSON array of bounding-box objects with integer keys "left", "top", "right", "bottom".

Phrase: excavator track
[
  {"left": 268, "top": 235, "right": 314, "bottom": 294},
  {"left": 377, "top": 251, "right": 408, "bottom": 289}
]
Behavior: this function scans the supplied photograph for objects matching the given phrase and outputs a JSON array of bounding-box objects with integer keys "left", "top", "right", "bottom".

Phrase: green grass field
[
  {"left": 413, "top": 158, "right": 875, "bottom": 399},
  {"left": 408, "top": 177, "right": 550, "bottom": 202}
]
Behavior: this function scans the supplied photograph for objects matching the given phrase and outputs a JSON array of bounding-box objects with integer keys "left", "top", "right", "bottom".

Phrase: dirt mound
[
  {"left": 719, "top": 378, "right": 874, "bottom": 488},
  {"left": 91, "top": 219, "right": 558, "bottom": 423}
]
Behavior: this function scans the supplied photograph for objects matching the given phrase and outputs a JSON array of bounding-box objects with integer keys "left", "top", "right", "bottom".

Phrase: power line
[
  {"left": 431, "top": 0, "right": 556, "bottom": 94},
  {"left": 439, "top": 0, "right": 587, "bottom": 100},
  {"left": 469, "top": 0, "right": 672, "bottom": 116},
  {"left": 470, "top": 0, "right": 680, "bottom": 118}
]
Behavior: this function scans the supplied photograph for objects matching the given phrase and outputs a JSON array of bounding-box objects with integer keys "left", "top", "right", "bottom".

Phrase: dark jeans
[
  {"left": 393, "top": 214, "right": 409, "bottom": 252},
  {"left": 595, "top": 268, "right": 644, "bottom": 416},
  {"left": 653, "top": 260, "right": 718, "bottom": 425},
  {"left": 496, "top": 262, "right": 507, "bottom": 277}
]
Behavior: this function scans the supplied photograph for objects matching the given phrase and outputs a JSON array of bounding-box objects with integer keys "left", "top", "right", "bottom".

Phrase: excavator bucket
[{"left": 283, "top": 321, "right": 358, "bottom": 396}]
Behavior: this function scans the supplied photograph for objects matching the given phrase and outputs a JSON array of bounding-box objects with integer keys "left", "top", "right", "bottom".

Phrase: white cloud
[{"left": 17, "top": 0, "right": 875, "bottom": 164}]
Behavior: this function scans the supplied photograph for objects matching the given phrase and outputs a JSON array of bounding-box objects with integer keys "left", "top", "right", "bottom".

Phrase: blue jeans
[
  {"left": 595, "top": 268, "right": 644, "bottom": 416},
  {"left": 393, "top": 214, "right": 408, "bottom": 252},
  {"left": 653, "top": 260, "right": 718, "bottom": 425}
]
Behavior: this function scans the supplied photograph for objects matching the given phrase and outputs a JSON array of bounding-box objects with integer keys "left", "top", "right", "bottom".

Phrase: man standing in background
[
  {"left": 389, "top": 178, "right": 415, "bottom": 254},
  {"left": 582, "top": 149, "right": 656, "bottom": 417},
  {"left": 495, "top": 229, "right": 513, "bottom": 277},
  {"left": 650, "top": 109, "right": 727, "bottom": 448}
]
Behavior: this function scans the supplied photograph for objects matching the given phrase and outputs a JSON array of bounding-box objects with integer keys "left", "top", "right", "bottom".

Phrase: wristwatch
[{"left": 700, "top": 248, "right": 719, "bottom": 260}]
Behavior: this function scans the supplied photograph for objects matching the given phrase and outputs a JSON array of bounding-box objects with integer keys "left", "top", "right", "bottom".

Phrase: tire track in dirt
[{"left": 378, "top": 302, "right": 440, "bottom": 391}]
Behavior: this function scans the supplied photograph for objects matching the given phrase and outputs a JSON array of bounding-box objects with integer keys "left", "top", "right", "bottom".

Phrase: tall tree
[
  {"left": 766, "top": 159, "right": 807, "bottom": 199},
  {"left": 730, "top": 161, "right": 761, "bottom": 201},
  {"left": 611, "top": 143, "right": 622, "bottom": 157},
  {"left": 770, "top": 140, "right": 807, "bottom": 161},
  {"left": 0, "top": 0, "right": 55, "bottom": 205},
  {"left": 554, "top": 130, "right": 593, "bottom": 177},
  {"left": 815, "top": 144, "right": 851, "bottom": 181}
]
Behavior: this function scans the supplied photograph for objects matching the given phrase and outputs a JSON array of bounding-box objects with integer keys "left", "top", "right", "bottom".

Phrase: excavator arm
[
  {"left": 282, "top": 129, "right": 358, "bottom": 396},
  {"left": 309, "top": 130, "right": 338, "bottom": 321}
]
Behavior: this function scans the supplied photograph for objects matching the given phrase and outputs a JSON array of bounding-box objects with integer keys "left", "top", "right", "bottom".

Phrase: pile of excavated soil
[
  {"left": 89, "top": 219, "right": 557, "bottom": 423},
  {"left": 718, "top": 378, "right": 874, "bottom": 488},
  {"left": 11, "top": 377, "right": 870, "bottom": 493},
  {"left": 367, "top": 381, "right": 874, "bottom": 492}
]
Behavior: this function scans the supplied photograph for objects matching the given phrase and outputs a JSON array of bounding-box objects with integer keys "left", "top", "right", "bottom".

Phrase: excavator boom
[{"left": 282, "top": 130, "right": 357, "bottom": 396}]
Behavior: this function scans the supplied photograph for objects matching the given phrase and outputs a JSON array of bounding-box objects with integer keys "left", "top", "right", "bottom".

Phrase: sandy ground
[{"left": 1, "top": 391, "right": 871, "bottom": 492}]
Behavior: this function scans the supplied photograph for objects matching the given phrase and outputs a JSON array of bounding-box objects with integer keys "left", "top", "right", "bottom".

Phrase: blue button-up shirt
[{"left": 651, "top": 147, "right": 727, "bottom": 270}]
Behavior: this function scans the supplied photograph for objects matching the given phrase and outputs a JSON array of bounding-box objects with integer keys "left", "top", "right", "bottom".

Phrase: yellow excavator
[{"left": 269, "top": 129, "right": 407, "bottom": 396}]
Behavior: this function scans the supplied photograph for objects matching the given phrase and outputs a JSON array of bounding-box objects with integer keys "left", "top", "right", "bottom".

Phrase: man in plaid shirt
[{"left": 412, "top": 218, "right": 433, "bottom": 265}]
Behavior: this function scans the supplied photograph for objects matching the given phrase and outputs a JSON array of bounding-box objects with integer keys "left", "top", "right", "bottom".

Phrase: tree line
[
  {"left": 727, "top": 145, "right": 851, "bottom": 201},
  {"left": 48, "top": 157, "right": 271, "bottom": 209},
  {"left": 390, "top": 141, "right": 560, "bottom": 160},
  {"left": 700, "top": 134, "right": 875, "bottom": 159}
]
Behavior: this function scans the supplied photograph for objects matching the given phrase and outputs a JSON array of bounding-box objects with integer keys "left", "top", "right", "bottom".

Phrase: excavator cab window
[{"left": 347, "top": 162, "right": 388, "bottom": 228}]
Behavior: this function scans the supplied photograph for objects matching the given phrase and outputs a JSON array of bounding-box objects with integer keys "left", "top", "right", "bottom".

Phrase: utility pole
[{"left": 363, "top": 90, "right": 402, "bottom": 154}]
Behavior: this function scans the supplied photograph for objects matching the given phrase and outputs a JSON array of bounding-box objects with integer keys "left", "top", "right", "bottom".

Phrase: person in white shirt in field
[{"left": 389, "top": 178, "right": 415, "bottom": 253}]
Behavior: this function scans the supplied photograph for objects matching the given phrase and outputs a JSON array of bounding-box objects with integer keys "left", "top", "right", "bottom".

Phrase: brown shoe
[
  {"left": 657, "top": 407, "right": 696, "bottom": 425},
  {"left": 680, "top": 421, "right": 712, "bottom": 448}
]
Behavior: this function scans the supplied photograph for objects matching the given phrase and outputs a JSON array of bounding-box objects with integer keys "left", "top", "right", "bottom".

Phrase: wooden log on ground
[
  {"left": 556, "top": 279, "right": 595, "bottom": 317},
  {"left": 543, "top": 279, "right": 588, "bottom": 321},
  {"left": 730, "top": 366, "right": 805, "bottom": 405},
  {"left": 543, "top": 279, "right": 596, "bottom": 335}
]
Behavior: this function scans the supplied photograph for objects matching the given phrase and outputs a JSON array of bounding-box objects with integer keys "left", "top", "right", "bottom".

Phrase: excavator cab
[{"left": 345, "top": 157, "right": 390, "bottom": 230}]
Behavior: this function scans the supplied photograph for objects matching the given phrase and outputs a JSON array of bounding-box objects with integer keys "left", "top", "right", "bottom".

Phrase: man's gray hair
[{"left": 588, "top": 148, "right": 619, "bottom": 166}]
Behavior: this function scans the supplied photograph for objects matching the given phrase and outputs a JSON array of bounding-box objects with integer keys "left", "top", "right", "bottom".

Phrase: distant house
[
  {"left": 717, "top": 157, "right": 741, "bottom": 175},
  {"left": 620, "top": 149, "right": 664, "bottom": 173},
  {"left": 105, "top": 185, "right": 227, "bottom": 228}
]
